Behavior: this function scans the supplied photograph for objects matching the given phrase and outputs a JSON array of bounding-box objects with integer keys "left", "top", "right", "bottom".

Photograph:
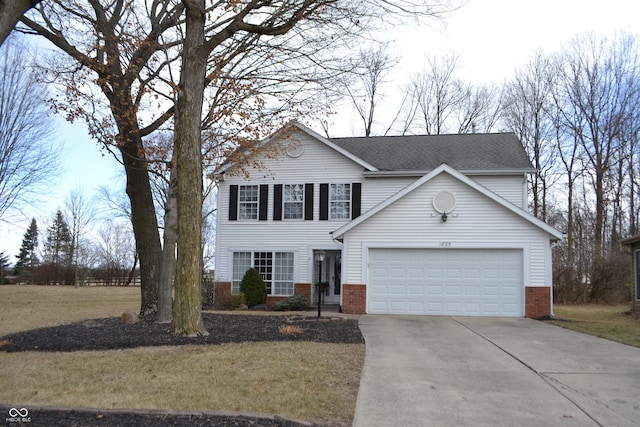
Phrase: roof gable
[
  {"left": 216, "top": 121, "right": 379, "bottom": 176},
  {"left": 331, "top": 164, "right": 563, "bottom": 241}
]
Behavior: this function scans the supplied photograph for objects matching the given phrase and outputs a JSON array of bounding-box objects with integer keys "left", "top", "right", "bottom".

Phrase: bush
[
  {"left": 240, "top": 268, "right": 267, "bottom": 307},
  {"left": 216, "top": 291, "right": 246, "bottom": 310},
  {"left": 274, "top": 294, "right": 309, "bottom": 311}
]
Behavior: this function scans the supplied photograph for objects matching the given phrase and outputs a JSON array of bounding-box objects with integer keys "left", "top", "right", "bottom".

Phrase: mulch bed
[
  {"left": 0, "top": 312, "right": 364, "bottom": 426},
  {"left": 0, "top": 313, "right": 363, "bottom": 352}
]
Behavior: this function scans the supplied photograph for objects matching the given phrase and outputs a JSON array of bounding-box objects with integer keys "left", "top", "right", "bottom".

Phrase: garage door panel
[
  {"left": 427, "top": 285, "right": 442, "bottom": 295},
  {"left": 369, "top": 249, "right": 523, "bottom": 317},
  {"left": 390, "top": 285, "right": 406, "bottom": 295},
  {"left": 446, "top": 285, "right": 462, "bottom": 296},
  {"left": 408, "top": 285, "right": 424, "bottom": 295},
  {"left": 465, "top": 286, "right": 480, "bottom": 296}
]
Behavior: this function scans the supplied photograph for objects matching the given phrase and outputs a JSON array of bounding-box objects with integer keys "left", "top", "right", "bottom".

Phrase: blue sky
[{"left": 1, "top": 0, "right": 639, "bottom": 259}]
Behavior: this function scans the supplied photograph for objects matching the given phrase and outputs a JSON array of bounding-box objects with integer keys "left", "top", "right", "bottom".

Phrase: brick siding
[
  {"left": 525, "top": 287, "right": 551, "bottom": 318},
  {"left": 342, "top": 284, "right": 366, "bottom": 314}
]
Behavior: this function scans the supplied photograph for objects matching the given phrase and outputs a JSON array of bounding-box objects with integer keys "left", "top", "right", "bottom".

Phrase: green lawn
[{"left": 551, "top": 304, "right": 640, "bottom": 348}]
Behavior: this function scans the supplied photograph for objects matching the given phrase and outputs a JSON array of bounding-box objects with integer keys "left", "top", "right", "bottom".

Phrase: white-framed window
[
  {"left": 232, "top": 252, "right": 252, "bottom": 293},
  {"left": 238, "top": 185, "right": 259, "bottom": 220},
  {"left": 330, "top": 183, "right": 351, "bottom": 219},
  {"left": 283, "top": 184, "right": 304, "bottom": 219},
  {"left": 274, "top": 252, "right": 295, "bottom": 295},
  {"left": 232, "top": 251, "right": 295, "bottom": 296}
]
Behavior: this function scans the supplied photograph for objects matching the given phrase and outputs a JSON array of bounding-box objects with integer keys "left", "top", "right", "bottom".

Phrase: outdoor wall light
[{"left": 314, "top": 251, "right": 326, "bottom": 318}]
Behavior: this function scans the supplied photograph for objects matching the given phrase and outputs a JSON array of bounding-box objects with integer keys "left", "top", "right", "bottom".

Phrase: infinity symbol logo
[{"left": 8, "top": 408, "right": 28, "bottom": 417}]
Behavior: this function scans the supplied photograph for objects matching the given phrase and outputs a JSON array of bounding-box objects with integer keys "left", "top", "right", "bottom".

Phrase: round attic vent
[
  {"left": 285, "top": 140, "right": 304, "bottom": 158},
  {"left": 432, "top": 191, "right": 456, "bottom": 214}
]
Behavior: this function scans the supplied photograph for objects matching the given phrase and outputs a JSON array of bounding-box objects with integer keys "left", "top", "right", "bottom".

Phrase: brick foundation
[
  {"left": 294, "top": 283, "right": 312, "bottom": 306},
  {"left": 525, "top": 287, "right": 551, "bottom": 318},
  {"left": 342, "top": 284, "right": 366, "bottom": 314}
]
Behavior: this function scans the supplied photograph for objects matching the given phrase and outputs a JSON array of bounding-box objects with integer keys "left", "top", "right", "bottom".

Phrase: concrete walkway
[{"left": 353, "top": 316, "right": 640, "bottom": 427}]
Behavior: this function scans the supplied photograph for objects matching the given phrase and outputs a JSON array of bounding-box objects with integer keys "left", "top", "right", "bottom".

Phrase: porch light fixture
[
  {"left": 315, "top": 251, "right": 326, "bottom": 318},
  {"left": 433, "top": 191, "right": 456, "bottom": 223}
]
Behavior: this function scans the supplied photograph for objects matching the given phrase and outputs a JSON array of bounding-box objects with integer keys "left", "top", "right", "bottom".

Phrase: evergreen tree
[
  {"left": 43, "top": 210, "right": 73, "bottom": 284},
  {"left": 0, "top": 252, "right": 10, "bottom": 284},
  {"left": 14, "top": 218, "right": 38, "bottom": 277}
]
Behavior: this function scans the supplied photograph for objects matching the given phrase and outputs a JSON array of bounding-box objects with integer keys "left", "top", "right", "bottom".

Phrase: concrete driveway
[{"left": 353, "top": 316, "right": 640, "bottom": 427}]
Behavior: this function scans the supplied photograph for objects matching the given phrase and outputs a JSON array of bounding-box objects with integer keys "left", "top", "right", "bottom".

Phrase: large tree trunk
[
  {"left": 119, "top": 132, "right": 163, "bottom": 316},
  {"left": 172, "top": 0, "right": 207, "bottom": 336},
  {"left": 0, "top": 0, "right": 41, "bottom": 46},
  {"left": 157, "top": 163, "right": 178, "bottom": 323}
]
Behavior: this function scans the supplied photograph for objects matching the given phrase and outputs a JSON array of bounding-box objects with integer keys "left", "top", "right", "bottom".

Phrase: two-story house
[{"left": 214, "top": 121, "right": 563, "bottom": 318}]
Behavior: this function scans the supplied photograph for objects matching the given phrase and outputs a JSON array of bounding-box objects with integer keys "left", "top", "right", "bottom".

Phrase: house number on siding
[{"left": 439, "top": 241, "right": 452, "bottom": 247}]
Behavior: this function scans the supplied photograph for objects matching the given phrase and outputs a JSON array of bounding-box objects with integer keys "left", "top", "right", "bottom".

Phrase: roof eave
[
  {"left": 363, "top": 168, "right": 536, "bottom": 178},
  {"left": 621, "top": 235, "right": 640, "bottom": 246}
]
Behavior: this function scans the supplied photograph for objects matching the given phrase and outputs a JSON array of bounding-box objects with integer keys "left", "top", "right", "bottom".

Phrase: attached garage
[
  {"left": 368, "top": 248, "right": 523, "bottom": 316},
  {"left": 332, "top": 165, "right": 564, "bottom": 317}
]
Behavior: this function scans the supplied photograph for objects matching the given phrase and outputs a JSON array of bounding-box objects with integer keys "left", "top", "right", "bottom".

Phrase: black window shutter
[
  {"left": 259, "top": 184, "right": 268, "bottom": 221},
  {"left": 304, "top": 183, "right": 314, "bottom": 220},
  {"left": 273, "top": 184, "right": 283, "bottom": 221},
  {"left": 319, "top": 183, "right": 329, "bottom": 220},
  {"left": 352, "top": 183, "right": 362, "bottom": 219},
  {"left": 229, "top": 185, "right": 238, "bottom": 221}
]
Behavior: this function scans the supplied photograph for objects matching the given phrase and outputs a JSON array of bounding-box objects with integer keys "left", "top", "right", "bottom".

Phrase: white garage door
[{"left": 368, "top": 249, "right": 523, "bottom": 317}]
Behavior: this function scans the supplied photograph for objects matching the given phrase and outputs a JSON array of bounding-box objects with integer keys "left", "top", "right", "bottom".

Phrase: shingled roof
[{"left": 329, "top": 133, "right": 534, "bottom": 173}]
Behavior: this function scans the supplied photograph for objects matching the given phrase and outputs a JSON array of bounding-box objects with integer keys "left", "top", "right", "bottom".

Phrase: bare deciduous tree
[
  {"left": 340, "top": 44, "right": 397, "bottom": 137},
  {"left": 0, "top": 38, "right": 59, "bottom": 221},
  {"left": 554, "top": 32, "right": 640, "bottom": 268},
  {"left": 502, "top": 52, "right": 560, "bottom": 221},
  {"left": 64, "top": 187, "right": 96, "bottom": 286}
]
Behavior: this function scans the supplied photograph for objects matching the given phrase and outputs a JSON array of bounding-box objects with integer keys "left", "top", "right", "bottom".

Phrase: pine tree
[
  {"left": 0, "top": 252, "right": 10, "bottom": 284},
  {"left": 14, "top": 218, "right": 39, "bottom": 278},
  {"left": 43, "top": 210, "right": 73, "bottom": 284}
]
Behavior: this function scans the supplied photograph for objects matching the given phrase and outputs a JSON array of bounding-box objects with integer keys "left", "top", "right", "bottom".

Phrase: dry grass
[
  {"left": 552, "top": 304, "right": 640, "bottom": 348},
  {"left": 0, "top": 343, "right": 363, "bottom": 426},
  {"left": 278, "top": 324, "right": 303, "bottom": 335},
  {"left": 0, "top": 285, "right": 140, "bottom": 335},
  {"left": 0, "top": 285, "right": 365, "bottom": 426}
]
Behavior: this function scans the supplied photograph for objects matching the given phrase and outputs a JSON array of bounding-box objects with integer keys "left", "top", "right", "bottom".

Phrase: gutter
[{"left": 363, "top": 168, "right": 536, "bottom": 178}]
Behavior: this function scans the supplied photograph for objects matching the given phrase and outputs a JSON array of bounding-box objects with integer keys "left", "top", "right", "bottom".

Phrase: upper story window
[
  {"left": 238, "top": 185, "right": 259, "bottom": 220},
  {"left": 330, "top": 183, "right": 351, "bottom": 219},
  {"left": 283, "top": 184, "right": 304, "bottom": 219}
]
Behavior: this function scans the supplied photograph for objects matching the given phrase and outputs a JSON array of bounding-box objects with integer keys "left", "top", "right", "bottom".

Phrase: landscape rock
[{"left": 121, "top": 310, "right": 139, "bottom": 325}]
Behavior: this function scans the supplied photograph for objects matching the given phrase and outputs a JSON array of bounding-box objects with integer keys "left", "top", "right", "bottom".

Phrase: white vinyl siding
[
  {"left": 472, "top": 175, "right": 527, "bottom": 208},
  {"left": 216, "top": 132, "right": 364, "bottom": 284}
]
